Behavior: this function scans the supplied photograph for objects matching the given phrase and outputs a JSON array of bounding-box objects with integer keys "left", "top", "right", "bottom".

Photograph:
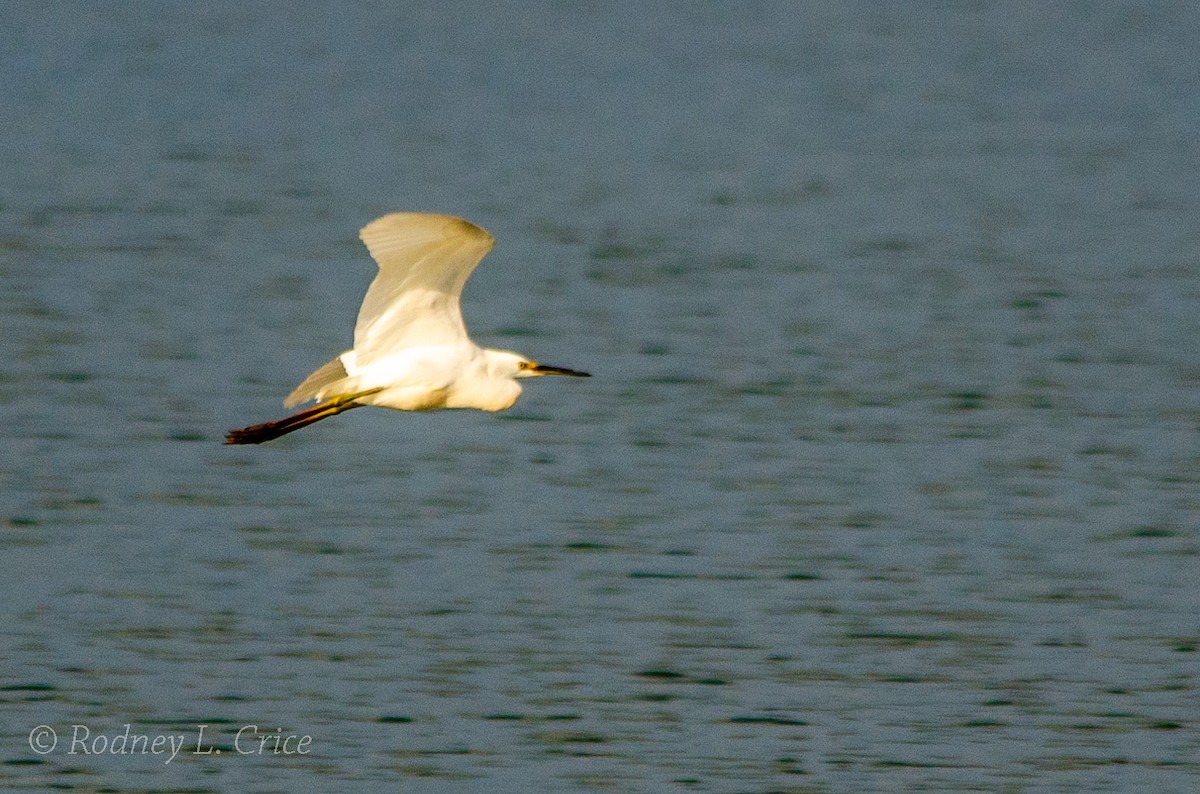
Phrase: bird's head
[{"left": 486, "top": 349, "right": 591, "bottom": 380}]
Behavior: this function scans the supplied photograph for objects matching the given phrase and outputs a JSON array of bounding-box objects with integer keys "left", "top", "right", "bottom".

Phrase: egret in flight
[{"left": 225, "top": 213, "right": 590, "bottom": 445}]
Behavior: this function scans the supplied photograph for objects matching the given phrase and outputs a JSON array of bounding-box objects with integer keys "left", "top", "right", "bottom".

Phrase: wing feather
[
  {"left": 284, "top": 355, "right": 350, "bottom": 407},
  {"left": 354, "top": 213, "right": 494, "bottom": 362}
]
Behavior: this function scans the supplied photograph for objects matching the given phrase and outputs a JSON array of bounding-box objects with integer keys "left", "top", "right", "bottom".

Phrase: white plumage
[{"left": 227, "top": 213, "right": 589, "bottom": 445}]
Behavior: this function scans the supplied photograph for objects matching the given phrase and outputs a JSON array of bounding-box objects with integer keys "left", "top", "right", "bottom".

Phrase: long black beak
[{"left": 531, "top": 364, "right": 591, "bottom": 377}]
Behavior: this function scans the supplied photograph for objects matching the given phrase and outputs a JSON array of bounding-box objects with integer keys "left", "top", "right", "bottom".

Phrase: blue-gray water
[{"left": 2, "top": 3, "right": 1199, "bottom": 792}]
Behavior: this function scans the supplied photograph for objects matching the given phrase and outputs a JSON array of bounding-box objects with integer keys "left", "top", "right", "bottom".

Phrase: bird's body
[
  {"left": 226, "top": 213, "right": 588, "bottom": 444},
  {"left": 330, "top": 345, "right": 522, "bottom": 413}
]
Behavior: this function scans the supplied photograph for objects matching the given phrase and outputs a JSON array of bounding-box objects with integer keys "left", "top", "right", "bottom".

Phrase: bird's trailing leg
[{"left": 225, "top": 389, "right": 382, "bottom": 445}]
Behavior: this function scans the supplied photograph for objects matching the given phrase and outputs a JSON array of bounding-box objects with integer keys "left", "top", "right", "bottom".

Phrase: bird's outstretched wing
[{"left": 354, "top": 213, "right": 495, "bottom": 362}]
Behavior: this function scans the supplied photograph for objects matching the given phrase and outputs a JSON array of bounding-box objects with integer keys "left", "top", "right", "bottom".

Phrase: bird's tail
[{"left": 225, "top": 389, "right": 382, "bottom": 445}]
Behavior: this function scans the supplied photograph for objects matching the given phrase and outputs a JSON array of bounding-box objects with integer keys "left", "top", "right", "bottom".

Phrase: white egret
[{"left": 226, "top": 212, "right": 589, "bottom": 445}]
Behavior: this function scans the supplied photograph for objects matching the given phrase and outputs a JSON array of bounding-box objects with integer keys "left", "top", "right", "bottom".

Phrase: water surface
[{"left": 2, "top": 3, "right": 1198, "bottom": 791}]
